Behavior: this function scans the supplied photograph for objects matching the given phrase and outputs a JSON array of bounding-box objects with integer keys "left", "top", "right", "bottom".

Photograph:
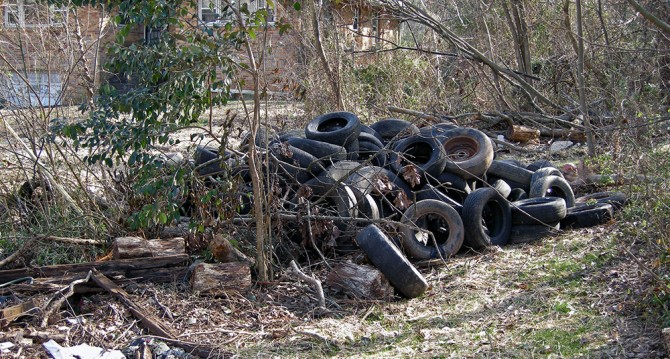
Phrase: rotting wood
[
  {"left": 0, "top": 254, "right": 190, "bottom": 283},
  {"left": 325, "top": 262, "right": 393, "bottom": 300},
  {"left": 190, "top": 262, "right": 251, "bottom": 296},
  {"left": 0, "top": 298, "right": 37, "bottom": 328},
  {"left": 508, "top": 124, "right": 540, "bottom": 143},
  {"left": 91, "top": 269, "right": 177, "bottom": 339},
  {"left": 112, "top": 236, "right": 185, "bottom": 259}
]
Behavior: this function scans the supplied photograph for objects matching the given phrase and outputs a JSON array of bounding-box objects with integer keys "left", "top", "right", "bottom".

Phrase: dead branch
[
  {"left": 289, "top": 260, "right": 326, "bottom": 309},
  {"left": 91, "top": 269, "right": 177, "bottom": 339},
  {"left": 40, "top": 271, "right": 92, "bottom": 327},
  {"left": 44, "top": 236, "right": 103, "bottom": 246},
  {"left": 0, "top": 237, "right": 38, "bottom": 269}
]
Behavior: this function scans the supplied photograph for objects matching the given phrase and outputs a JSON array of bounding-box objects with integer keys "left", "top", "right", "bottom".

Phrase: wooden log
[
  {"left": 190, "top": 262, "right": 251, "bottom": 296},
  {"left": 91, "top": 270, "right": 176, "bottom": 339},
  {"left": 325, "top": 262, "right": 393, "bottom": 300},
  {"left": 0, "top": 299, "right": 37, "bottom": 328},
  {"left": 0, "top": 254, "right": 190, "bottom": 283},
  {"left": 508, "top": 124, "right": 540, "bottom": 143},
  {"left": 112, "top": 237, "right": 185, "bottom": 259}
]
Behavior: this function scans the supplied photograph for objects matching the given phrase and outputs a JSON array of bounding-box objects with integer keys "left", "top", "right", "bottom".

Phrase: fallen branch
[
  {"left": 289, "top": 260, "right": 326, "bottom": 309},
  {"left": 91, "top": 269, "right": 176, "bottom": 339},
  {"left": 140, "top": 335, "right": 232, "bottom": 359},
  {"left": 40, "top": 271, "right": 92, "bottom": 327},
  {"left": 44, "top": 236, "right": 103, "bottom": 246},
  {"left": 0, "top": 237, "right": 38, "bottom": 269}
]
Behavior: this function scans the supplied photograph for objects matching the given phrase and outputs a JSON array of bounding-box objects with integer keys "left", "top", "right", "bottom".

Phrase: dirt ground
[{"left": 0, "top": 102, "right": 667, "bottom": 358}]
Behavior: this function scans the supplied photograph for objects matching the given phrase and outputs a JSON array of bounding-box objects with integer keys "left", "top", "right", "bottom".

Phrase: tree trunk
[
  {"left": 311, "top": 0, "right": 345, "bottom": 110},
  {"left": 575, "top": 0, "right": 596, "bottom": 157}
]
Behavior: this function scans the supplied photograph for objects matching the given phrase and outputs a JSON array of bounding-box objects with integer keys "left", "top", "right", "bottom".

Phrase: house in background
[{"left": 0, "top": 0, "right": 400, "bottom": 108}]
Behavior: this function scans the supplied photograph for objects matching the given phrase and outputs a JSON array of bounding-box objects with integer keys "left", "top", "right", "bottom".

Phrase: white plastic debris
[
  {"left": 43, "top": 339, "right": 125, "bottom": 359},
  {"left": 0, "top": 342, "right": 14, "bottom": 353}
]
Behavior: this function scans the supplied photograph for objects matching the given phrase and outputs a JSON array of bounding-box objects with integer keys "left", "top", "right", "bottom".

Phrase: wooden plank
[
  {"left": 0, "top": 299, "right": 37, "bottom": 327},
  {"left": 91, "top": 270, "right": 176, "bottom": 339},
  {"left": 0, "top": 254, "right": 190, "bottom": 283}
]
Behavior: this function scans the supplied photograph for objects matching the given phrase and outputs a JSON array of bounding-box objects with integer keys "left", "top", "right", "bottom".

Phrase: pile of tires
[{"left": 193, "top": 111, "right": 627, "bottom": 296}]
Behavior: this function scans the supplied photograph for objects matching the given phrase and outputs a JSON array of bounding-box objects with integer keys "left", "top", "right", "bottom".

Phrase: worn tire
[
  {"left": 369, "top": 118, "right": 420, "bottom": 144},
  {"left": 440, "top": 128, "right": 494, "bottom": 179},
  {"left": 508, "top": 223, "right": 560, "bottom": 245},
  {"left": 286, "top": 137, "right": 347, "bottom": 163},
  {"left": 360, "top": 124, "right": 384, "bottom": 142},
  {"left": 194, "top": 146, "right": 226, "bottom": 177},
  {"left": 430, "top": 172, "right": 471, "bottom": 204},
  {"left": 511, "top": 197, "right": 567, "bottom": 225},
  {"left": 530, "top": 166, "right": 564, "bottom": 185},
  {"left": 355, "top": 224, "right": 429, "bottom": 298},
  {"left": 414, "top": 183, "right": 463, "bottom": 213},
  {"left": 418, "top": 123, "right": 459, "bottom": 141},
  {"left": 508, "top": 188, "right": 528, "bottom": 202},
  {"left": 561, "top": 203, "right": 614, "bottom": 229},
  {"left": 526, "top": 159, "right": 554, "bottom": 171},
  {"left": 529, "top": 175, "right": 576, "bottom": 207},
  {"left": 271, "top": 143, "right": 325, "bottom": 184},
  {"left": 357, "top": 138, "right": 387, "bottom": 168},
  {"left": 389, "top": 135, "right": 447, "bottom": 184},
  {"left": 305, "top": 111, "right": 361, "bottom": 148},
  {"left": 575, "top": 191, "right": 627, "bottom": 210},
  {"left": 400, "top": 200, "right": 465, "bottom": 260},
  {"left": 491, "top": 179, "right": 512, "bottom": 199},
  {"left": 487, "top": 160, "right": 534, "bottom": 186},
  {"left": 462, "top": 187, "right": 512, "bottom": 248}
]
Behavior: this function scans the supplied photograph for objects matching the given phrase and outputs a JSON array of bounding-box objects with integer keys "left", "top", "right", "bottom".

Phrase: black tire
[
  {"left": 414, "top": 183, "right": 463, "bottom": 213},
  {"left": 400, "top": 200, "right": 465, "bottom": 259},
  {"left": 498, "top": 159, "right": 525, "bottom": 168},
  {"left": 305, "top": 111, "right": 361, "bottom": 148},
  {"left": 529, "top": 175, "right": 576, "bottom": 207},
  {"left": 508, "top": 188, "right": 528, "bottom": 202},
  {"left": 430, "top": 172, "right": 471, "bottom": 204},
  {"left": 508, "top": 223, "right": 560, "bottom": 245},
  {"left": 511, "top": 197, "right": 567, "bottom": 225},
  {"left": 277, "top": 129, "right": 306, "bottom": 142},
  {"left": 389, "top": 135, "right": 447, "bottom": 184},
  {"left": 360, "top": 124, "right": 384, "bottom": 142},
  {"left": 526, "top": 159, "right": 554, "bottom": 171},
  {"left": 462, "top": 187, "right": 512, "bottom": 248},
  {"left": 575, "top": 191, "right": 627, "bottom": 210},
  {"left": 369, "top": 118, "right": 420, "bottom": 144},
  {"left": 560, "top": 203, "right": 614, "bottom": 229},
  {"left": 286, "top": 137, "right": 347, "bottom": 163},
  {"left": 355, "top": 224, "right": 429, "bottom": 298},
  {"left": 530, "top": 167, "right": 564, "bottom": 186},
  {"left": 418, "top": 123, "right": 459, "bottom": 141},
  {"left": 359, "top": 131, "right": 385, "bottom": 149},
  {"left": 194, "top": 146, "right": 226, "bottom": 177},
  {"left": 357, "top": 140, "right": 387, "bottom": 168},
  {"left": 271, "top": 143, "right": 325, "bottom": 184},
  {"left": 440, "top": 128, "right": 494, "bottom": 179},
  {"left": 487, "top": 160, "right": 533, "bottom": 186}
]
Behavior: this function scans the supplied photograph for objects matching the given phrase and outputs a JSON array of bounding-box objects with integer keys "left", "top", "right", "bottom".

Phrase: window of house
[
  {"left": 2, "top": 0, "right": 68, "bottom": 28},
  {"left": 0, "top": 71, "right": 62, "bottom": 107},
  {"left": 198, "top": 0, "right": 274, "bottom": 26},
  {"left": 352, "top": 8, "right": 359, "bottom": 31}
]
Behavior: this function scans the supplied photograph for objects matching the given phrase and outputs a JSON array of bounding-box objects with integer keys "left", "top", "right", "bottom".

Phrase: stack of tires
[{"left": 193, "top": 111, "right": 627, "bottom": 294}]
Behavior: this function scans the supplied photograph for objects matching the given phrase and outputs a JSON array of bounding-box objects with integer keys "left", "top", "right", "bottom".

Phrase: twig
[
  {"left": 40, "top": 271, "right": 92, "bottom": 327},
  {"left": 621, "top": 243, "right": 665, "bottom": 283},
  {"left": 289, "top": 260, "right": 326, "bottom": 309},
  {"left": 151, "top": 291, "right": 174, "bottom": 321},
  {"left": 43, "top": 236, "right": 103, "bottom": 246},
  {"left": 1, "top": 117, "right": 84, "bottom": 215}
]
